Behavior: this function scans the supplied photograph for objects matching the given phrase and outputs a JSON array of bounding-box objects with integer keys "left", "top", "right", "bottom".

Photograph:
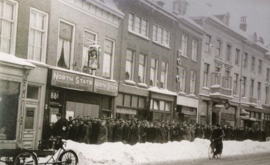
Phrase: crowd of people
[{"left": 45, "top": 113, "right": 268, "bottom": 145}]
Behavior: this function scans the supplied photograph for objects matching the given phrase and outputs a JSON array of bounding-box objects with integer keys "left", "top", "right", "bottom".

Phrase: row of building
[{"left": 0, "top": 0, "right": 270, "bottom": 149}]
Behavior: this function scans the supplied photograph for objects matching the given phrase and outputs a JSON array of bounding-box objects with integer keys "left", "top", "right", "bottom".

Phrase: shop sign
[
  {"left": 51, "top": 70, "right": 93, "bottom": 92},
  {"left": 94, "top": 79, "right": 118, "bottom": 96}
]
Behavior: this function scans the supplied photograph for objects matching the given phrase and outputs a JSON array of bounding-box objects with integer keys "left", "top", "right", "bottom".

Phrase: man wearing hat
[
  {"left": 52, "top": 113, "right": 69, "bottom": 139},
  {"left": 210, "top": 124, "right": 225, "bottom": 158}
]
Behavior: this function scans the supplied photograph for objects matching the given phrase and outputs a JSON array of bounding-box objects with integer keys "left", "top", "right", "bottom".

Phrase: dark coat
[
  {"left": 155, "top": 127, "right": 163, "bottom": 143},
  {"left": 90, "top": 122, "right": 99, "bottom": 144},
  {"left": 68, "top": 124, "right": 78, "bottom": 141},
  {"left": 112, "top": 125, "right": 123, "bottom": 142},
  {"left": 97, "top": 125, "right": 108, "bottom": 144},
  {"left": 146, "top": 127, "right": 156, "bottom": 142},
  {"left": 129, "top": 126, "right": 139, "bottom": 145},
  {"left": 52, "top": 118, "right": 69, "bottom": 139}
]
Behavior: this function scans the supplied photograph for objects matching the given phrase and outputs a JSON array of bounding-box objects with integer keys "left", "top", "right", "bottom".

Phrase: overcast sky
[{"left": 185, "top": 0, "right": 270, "bottom": 47}]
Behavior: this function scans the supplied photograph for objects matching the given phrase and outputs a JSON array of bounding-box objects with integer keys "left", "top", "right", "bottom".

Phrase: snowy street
[
  {"left": 65, "top": 139, "right": 270, "bottom": 165},
  {"left": 153, "top": 152, "right": 270, "bottom": 165}
]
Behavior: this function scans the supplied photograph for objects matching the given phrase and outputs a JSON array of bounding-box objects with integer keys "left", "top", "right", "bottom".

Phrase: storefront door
[{"left": 22, "top": 104, "right": 38, "bottom": 149}]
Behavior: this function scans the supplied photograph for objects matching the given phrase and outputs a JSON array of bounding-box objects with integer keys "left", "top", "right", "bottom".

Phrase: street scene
[{"left": 0, "top": 0, "right": 270, "bottom": 164}]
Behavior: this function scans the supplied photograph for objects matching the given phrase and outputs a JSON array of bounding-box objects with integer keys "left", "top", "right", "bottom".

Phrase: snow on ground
[{"left": 65, "top": 139, "right": 270, "bottom": 165}]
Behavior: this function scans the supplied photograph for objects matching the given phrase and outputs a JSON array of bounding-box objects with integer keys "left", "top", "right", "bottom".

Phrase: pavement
[{"left": 145, "top": 152, "right": 270, "bottom": 165}]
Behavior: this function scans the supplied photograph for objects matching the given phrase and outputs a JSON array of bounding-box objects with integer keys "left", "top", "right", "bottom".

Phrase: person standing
[
  {"left": 97, "top": 119, "right": 108, "bottom": 144},
  {"left": 52, "top": 113, "right": 69, "bottom": 139}
]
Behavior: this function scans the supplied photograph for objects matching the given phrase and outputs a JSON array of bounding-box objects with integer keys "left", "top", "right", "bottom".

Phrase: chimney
[
  {"left": 157, "top": 1, "right": 165, "bottom": 8},
  {"left": 239, "top": 16, "right": 247, "bottom": 32}
]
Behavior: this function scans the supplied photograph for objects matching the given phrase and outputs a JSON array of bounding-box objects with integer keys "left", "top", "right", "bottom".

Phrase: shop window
[
  {"left": 27, "top": 85, "right": 39, "bottom": 99},
  {"left": 24, "top": 107, "right": 35, "bottom": 129},
  {"left": 102, "top": 97, "right": 110, "bottom": 110},
  {"left": 160, "top": 101, "right": 165, "bottom": 111},
  {"left": 138, "top": 97, "right": 145, "bottom": 109},
  {"left": 131, "top": 96, "right": 138, "bottom": 108},
  {"left": 116, "top": 93, "right": 123, "bottom": 106},
  {"left": 165, "top": 102, "right": 170, "bottom": 111},
  {"left": 0, "top": 80, "right": 20, "bottom": 140},
  {"left": 124, "top": 94, "right": 131, "bottom": 107},
  {"left": 153, "top": 100, "right": 159, "bottom": 110}
]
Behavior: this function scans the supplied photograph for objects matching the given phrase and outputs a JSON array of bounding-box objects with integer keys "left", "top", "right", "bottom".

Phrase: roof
[{"left": 89, "top": 0, "right": 124, "bottom": 18}]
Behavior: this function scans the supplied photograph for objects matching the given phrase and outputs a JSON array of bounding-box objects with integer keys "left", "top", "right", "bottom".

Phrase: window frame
[
  {"left": 56, "top": 19, "right": 75, "bottom": 70},
  {"left": 102, "top": 37, "right": 115, "bottom": 79},
  {"left": 226, "top": 44, "right": 231, "bottom": 62},
  {"left": 150, "top": 58, "right": 158, "bottom": 86},
  {"left": 191, "top": 39, "right": 198, "bottom": 61},
  {"left": 203, "top": 63, "right": 209, "bottom": 87},
  {"left": 125, "top": 49, "right": 135, "bottom": 81},
  {"left": 153, "top": 24, "right": 170, "bottom": 47},
  {"left": 181, "top": 33, "right": 188, "bottom": 57},
  {"left": 190, "top": 70, "right": 196, "bottom": 95},
  {"left": 205, "top": 34, "right": 211, "bottom": 54},
  {"left": 160, "top": 61, "right": 168, "bottom": 89},
  {"left": 138, "top": 53, "right": 147, "bottom": 83},
  {"left": 128, "top": 12, "right": 149, "bottom": 38},
  {"left": 251, "top": 56, "right": 255, "bottom": 72},
  {"left": 235, "top": 49, "right": 240, "bottom": 65}
]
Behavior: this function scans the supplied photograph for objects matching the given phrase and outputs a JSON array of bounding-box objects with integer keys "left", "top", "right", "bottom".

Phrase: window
[
  {"left": 160, "top": 62, "right": 168, "bottom": 89},
  {"left": 224, "top": 70, "right": 231, "bottom": 89},
  {"left": 191, "top": 39, "right": 198, "bottom": 61},
  {"left": 82, "top": 30, "right": 97, "bottom": 71},
  {"left": 28, "top": 8, "right": 48, "bottom": 62},
  {"left": 205, "top": 34, "right": 211, "bottom": 54},
  {"left": 128, "top": 13, "right": 148, "bottom": 37},
  {"left": 138, "top": 54, "right": 146, "bottom": 83},
  {"left": 266, "top": 86, "right": 269, "bottom": 105},
  {"left": 267, "top": 68, "right": 270, "bottom": 82},
  {"left": 226, "top": 44, "right": 231, "bottom": 62},
  {"left": 103, "top": 39, "right": 114, "bottom": 79},
  {"left": 233, "top": 73, "right": 238, "bottom": 95},
  {"left": 0, "top": 0, "right": 18, "bottom": 54},
  {"left": 181, "top": 34, "right": 188, "bottom": 57},
  {"left": 203, "top": 63, "right": 209, "bottom": 87},
  {"left": 153, "top": 24, "right": 170, "bottom": 46},
  {"left": 243, "top": 53, "right": 248, "bottom": 67},
  {"left": 125, "top": 49, "right": 135, "bottom": 80},
  {"left": 27, "top": 85, "right": 39, "bottom": 99},
  {"left": 251, "top": 56, "right": 255, "bottom": 72},
  {"left": 235, "top": 49, "right": 240, "bottom": 65},
  {"left": 178, "top": 66, "right": 186, "bottom": 92},
  {"left": 250, "top": 79, "right": 254, "bottom": 98},
  {"left": 216, "top": 40, "right": 221, "bottom": 57},
  {"left": 57, "top": 20, "right": 74, "bottom": 69},
  {"left": 150, "top": 59, "right": 158, "bottom": 86},
  {"left": 257, "top": 82, "right": 261, "bottom": 101},
  {"left": 241, "top": 76, "right": 246, "bottom": 97},
  {"left": 0, "top": 80, "right": 20, "bottom": 140},
  {"left": 24, "top": 107, "right": 35, "bottom": 129},
  {"left": 190, "top": 71, "right": 196, "bottom": 95},
  {"left": 258, "top": 60, "right": 262, "bottom": 73}
]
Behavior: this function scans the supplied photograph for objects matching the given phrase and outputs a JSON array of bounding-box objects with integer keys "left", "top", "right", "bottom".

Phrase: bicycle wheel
[
  {"left": 58, "top": 150, "right": 78, "bottom": 165},
  {"left": 208, "top": 145, "right": 213, "bottom": 160},
  {"left": 13, "top": 151, "right": 38, "bottom": 165}
]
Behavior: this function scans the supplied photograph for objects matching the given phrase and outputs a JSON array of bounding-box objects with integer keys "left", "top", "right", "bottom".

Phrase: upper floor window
[
  {"left": 160, "top": 62, "right": 168, "bottom": 89},
  {"left": 28, "top": 8, "right": 48, "bottom": 62},
  {"left": 138, "top": 54, "right": 147, "bottom": 83},
  {"left": 57, "top": 20, "right": 74, "bottom": 69},
  {"left": 128, "top": 13, "right": 148, "bottom": 37},
  {"left": 216, "top": 40, "right": 221, "bottom": 57},
  {"left": 258, "top": 59, "right": 262, "bottom": 74},
  {"left": 250, "top": 79, "right": 254, "bottom": 98},
  {"left": 190, "top": 71, "right": 196, "bottom": 95},
  {"left": 266, "top": 86, "right": 270, "bottom": 105},
  {"left": 181, "top": 34, "right": 188, "bottom": 57},
  {"left": 257, "top": 82, "right": 261, "bottom": 101},
  {"left": 125, "top": 49, "right": 135, "bottom": 81},
  {"left": 178, "top": 66, "right": 186, "bottom": 92},
  {"left": 103, "top": 38, "right": 114, "bottom": 79},
  {"left": 241, "top": 76, "right": 246, "bottom": 97},
  {"left": 243, "top": 53, "right": 248, "bottom": 67},
  {"left": 0, "top": 0, "right": 18, "bottom": 54},
  {"left": 191, "top": 39, "right": 198, "bottom": 61},
  {"left": 235, "top": 49, "right": 240, "bottom": 65},
  {"left": 226, "top": 44, "right": 231, "bottom": 62},
  {"left": 267, "top": 68, "right": 270, "bottom": 82},
  {"left": 203, "top": 63, "right": 209, "bottom": 87},
  {"left": 82, "top": 30, "right": 97, "bottom": 72},
  {"left": 153, "top": 24, "right": 170, "bottom": 46},
  {"left": 205, "top": 34, "right": 211, "bottom": 54},
  {"left": 233, "top": 73, "right": 238, "bottom": 95},
  {"left": 150, "top": 58, "right": 158, "bottom": 86},
  {"left": 251, "top": 56, "right": 255, "bottom": 72}
]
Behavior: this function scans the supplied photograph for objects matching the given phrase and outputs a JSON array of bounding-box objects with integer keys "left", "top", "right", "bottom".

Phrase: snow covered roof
[
  {"left": 0, "top": 52, "right": 35, "bottom": 69},
  {"left": 149, "top": 86, "right": 177, "bottom": 96}
]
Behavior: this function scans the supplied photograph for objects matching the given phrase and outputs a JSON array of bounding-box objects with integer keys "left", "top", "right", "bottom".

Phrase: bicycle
[{"left": 208, "top": 137, "right": 222, "bottom": 160}]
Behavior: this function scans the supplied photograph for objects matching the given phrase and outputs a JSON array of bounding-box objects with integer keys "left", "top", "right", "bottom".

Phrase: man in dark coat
[
  {"left": 68, "top": 120, "right": 78, "bottom": 141},
  {"left": 122, "top": 122, "right": 130, "bottom": 144},
  {"left": 210, "top": 124, "right": 225, "bottom": 157},
  {"left": 112, "top": 120, "right": 123, "bottom": 142},
  {"left": 97, "top": 119, "right": 108, "bottom": 144},
  {"left": 52, "top": 113, "right": 69, "bottom": 139},
  {"left": 129, "top": 122, "right": 139, "bottom": 145},
  {"left": 146, "top": 123, "right": 156, "bottom": 143},
  {"left": 90, "top": 119, "right": 100, "bottom": 144}
]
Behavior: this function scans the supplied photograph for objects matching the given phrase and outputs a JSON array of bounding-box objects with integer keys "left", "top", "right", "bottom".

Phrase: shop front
[
  {"left": 148, "top": 88, "right": 176, "bottom": 122},
  {"left": 43, "top": 68, "right": 118, "bottom": 138},
  {"left": 176, "top": 95, "right": 198, "bottom": 124},
  {"left": 220, "top": 106, "right": 236, "bottom": 126},
  {"left": 0, "top": 54, "right": 36, "bottom": 149},
  {"left": 240, "top": 106, "right": 262, "bottom": 129}
]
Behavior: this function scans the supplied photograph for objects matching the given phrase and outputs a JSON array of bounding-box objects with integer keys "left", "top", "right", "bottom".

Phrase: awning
[
  {"left": 116, "top": 108, "right": 136, "bottom": 115},
  {"left": 240, "top": 109, "right": 250, "bottom": 115}
]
